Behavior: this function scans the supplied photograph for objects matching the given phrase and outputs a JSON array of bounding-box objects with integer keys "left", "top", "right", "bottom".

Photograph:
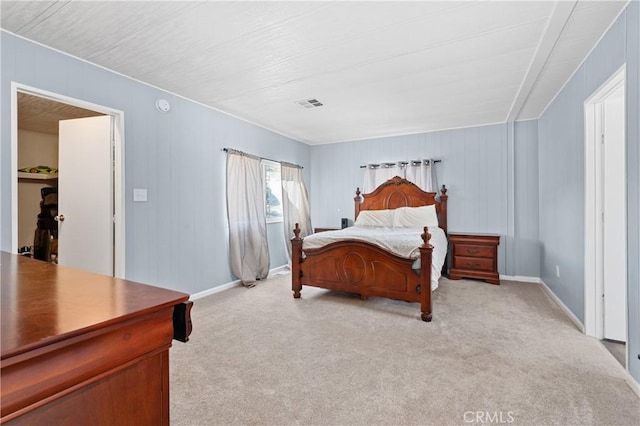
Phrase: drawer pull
[
  {"left": 466, "top": 262, "right": 481, "bottom": 269},
  {"left": 465, "top": 248, "right": 480, "bottom": 255}
]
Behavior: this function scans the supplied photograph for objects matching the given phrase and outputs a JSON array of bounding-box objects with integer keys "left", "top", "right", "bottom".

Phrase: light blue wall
[
  {"left": 538, "top": 2, "right": 639, "bottom": 382},
  {"left": 514, "top": 120, "right": 540, "bottom": 278},
  {"left": 0, "top": 32, "right": 310, "bottom": 294},
  {"left": 626, "top": 0, "right": 640, "bottom": 385},
  {"left": 308, "top": 122, "right": 541, "bottom": 277}
]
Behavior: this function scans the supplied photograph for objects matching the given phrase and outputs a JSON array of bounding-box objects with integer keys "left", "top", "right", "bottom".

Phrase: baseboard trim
[
  {"left": 539, "top": 279, "right": 585, "bottom": 332},
  {"left": 190, "top": 280, "right": 240, "bottom": 300},
  {"left": 190, "top": 264, "right": 290, "bottom": 300},
  {"left": 500, "top": 274, "right": 541, "bottom": 284},
  {"left": 270, "top": 265, "right": 291, "bottom": 275},
  {"left": 625, "top": 373, "right": 640, "bottom": 399}
]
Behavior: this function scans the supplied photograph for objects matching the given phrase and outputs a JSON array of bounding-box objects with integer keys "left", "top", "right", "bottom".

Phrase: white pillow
[
  {"left": 354, "top": 209, "right": 394, "bottom": 227},
  {"left": 393, "top": 205, "right": 439, "bottom": 228}
]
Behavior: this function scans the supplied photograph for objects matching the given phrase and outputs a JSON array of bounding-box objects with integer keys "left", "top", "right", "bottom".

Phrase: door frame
[
  {"left": 583, "top": 66, "right": 627, "bottom": 350},
  {"left": 10, "top": 82, "right": 126, "bottom": 278}
]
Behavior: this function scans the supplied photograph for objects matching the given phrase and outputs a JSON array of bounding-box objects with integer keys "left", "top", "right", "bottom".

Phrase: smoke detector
[{"left": 155, "top": 99, "right": 171, "bottom": 113}]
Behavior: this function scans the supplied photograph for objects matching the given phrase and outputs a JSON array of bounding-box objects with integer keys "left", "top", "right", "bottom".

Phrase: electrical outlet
[
  {"left": 133, "top": 188, "right": 147, "bottom": 202},
  {"left": 556, "top": 265, "right": 560, "bottom": 278}
]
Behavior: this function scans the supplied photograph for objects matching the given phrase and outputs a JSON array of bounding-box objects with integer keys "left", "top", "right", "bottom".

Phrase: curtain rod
[
  {"left": 223, "top": 148, "right": 303, "bottom": 169},
  {"left": 359, "top": 159, "right": 442, "bottom": 169}
]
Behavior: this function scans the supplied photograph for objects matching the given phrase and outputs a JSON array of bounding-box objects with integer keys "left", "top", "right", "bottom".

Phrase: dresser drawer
[
  {"left": 453, "top": 256, "right": 495, "bottom": 272},
  {"left": 453, "top": 244, "right": 494, "bottom": 258}
]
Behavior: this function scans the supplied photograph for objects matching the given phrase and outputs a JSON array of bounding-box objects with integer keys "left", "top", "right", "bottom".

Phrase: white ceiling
[
  {"left": 1, "top": 1, "right": 627, "bottom": 145},
  {"left": 18, "top": 92, "right": 104, "bottom": 135}
]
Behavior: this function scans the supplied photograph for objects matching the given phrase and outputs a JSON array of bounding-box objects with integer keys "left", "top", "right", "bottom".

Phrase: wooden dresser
[
  {"left": 1, "top": 251, "right": 192, "bottom": 425},
  {"left": 448, "top": 233, "right": 500, "bottom": 285}
]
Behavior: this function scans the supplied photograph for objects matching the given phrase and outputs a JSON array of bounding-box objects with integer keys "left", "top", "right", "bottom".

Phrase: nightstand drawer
[
  {"left": 453, "top": 256, "right": 495, "bottom": 272},
  {"left": 453, "top": 244, "right": 494, "bottom": 258}
]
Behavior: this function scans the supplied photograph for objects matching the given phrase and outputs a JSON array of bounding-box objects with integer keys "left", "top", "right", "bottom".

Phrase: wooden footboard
[{"left": 292, "top": 224, "right": 434, "bottom": 321}]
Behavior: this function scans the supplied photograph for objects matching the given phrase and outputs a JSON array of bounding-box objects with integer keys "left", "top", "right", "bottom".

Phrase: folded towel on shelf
[{"left": 18, "top": 165, "right": 58, "bottom": 174}]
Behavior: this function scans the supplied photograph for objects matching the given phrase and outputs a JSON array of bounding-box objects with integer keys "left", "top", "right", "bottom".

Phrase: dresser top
[{"left": 1, "top": 251, "right": 189, "bottom": 359}]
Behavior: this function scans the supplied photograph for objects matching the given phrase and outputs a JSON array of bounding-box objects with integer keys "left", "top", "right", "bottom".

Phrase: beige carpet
[{"left": 170, "top": 273, "right": 639, "bottom": 426}]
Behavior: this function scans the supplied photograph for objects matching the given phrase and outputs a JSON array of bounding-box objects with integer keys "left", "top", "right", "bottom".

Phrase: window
[{"left": 262, "top": 160, "right": 282, "bottom": 223}]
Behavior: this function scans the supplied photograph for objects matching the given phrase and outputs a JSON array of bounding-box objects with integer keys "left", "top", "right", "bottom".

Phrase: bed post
[
  {"left": 439, "top": 185, "right": 449, "bottom": 276},
  {"left": 354, "top": 187, "right": 362, "bottom": 219},
  {"left": 292, "top": 223, "right": 303, "bottom": 298},
  {"left": 419, "top": 227, "right": 433, "bottom": 322},
  {"left": 439, "top": 185, "right": 448, "bottom": 234}
]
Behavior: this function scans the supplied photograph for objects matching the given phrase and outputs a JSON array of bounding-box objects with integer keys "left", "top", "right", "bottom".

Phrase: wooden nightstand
[{"left": 448, "top": 233, "right": 500, "bottom": 285}]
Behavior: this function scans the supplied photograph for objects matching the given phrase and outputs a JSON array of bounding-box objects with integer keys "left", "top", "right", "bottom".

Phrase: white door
[
  {"left": 58, "top": 116, "right": 114, "bottom": 276},
  {"left": 602, "top": 85, "right": 626, "bottom": 342}
]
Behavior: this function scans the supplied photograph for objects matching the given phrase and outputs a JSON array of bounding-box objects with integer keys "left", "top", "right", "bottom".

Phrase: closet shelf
[{"left": 18, "top": 172, "right": 58, "bottom": 180}]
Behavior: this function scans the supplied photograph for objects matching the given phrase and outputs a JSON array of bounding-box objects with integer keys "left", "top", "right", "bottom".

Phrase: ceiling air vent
[{"left": 296, "top": 98, "right": 324, "bottom": 109}]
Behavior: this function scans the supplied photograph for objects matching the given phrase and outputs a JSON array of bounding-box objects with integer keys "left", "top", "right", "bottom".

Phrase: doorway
[
  {"left": 10, "top": 83, "right": 125, "bottom": 278},
  {"left": 584, "top": 66, "right": 627, "bottom": 368}
]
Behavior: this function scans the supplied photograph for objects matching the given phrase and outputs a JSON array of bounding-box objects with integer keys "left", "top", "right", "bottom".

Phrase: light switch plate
[{"left": 133, "top": 188, "right": 147, "bottom": 202}]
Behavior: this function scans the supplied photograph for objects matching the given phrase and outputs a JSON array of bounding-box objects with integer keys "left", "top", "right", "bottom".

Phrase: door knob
[{"left": 55, "top": 214, "right": 65, "bottom": 222}]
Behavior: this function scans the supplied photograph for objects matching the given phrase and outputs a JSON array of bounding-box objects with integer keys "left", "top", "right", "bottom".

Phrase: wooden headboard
[{"left": 354, "top": 176, "right": 448, "bottom": 234}]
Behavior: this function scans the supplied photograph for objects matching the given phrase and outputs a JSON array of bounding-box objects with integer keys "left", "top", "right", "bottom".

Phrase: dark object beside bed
[{"left": 291, "top": 176, "right": 448, "bottom": 321}]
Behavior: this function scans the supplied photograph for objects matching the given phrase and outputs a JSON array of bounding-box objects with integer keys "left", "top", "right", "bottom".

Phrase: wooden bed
[{"left": 291, "top": 176, "right": 448, "bottom": 322}]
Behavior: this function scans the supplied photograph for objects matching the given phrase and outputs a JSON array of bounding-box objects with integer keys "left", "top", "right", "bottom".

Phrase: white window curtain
[
  {"left": 405, "top": 159, "right": 439, "bottom": 194},
  {"left": 281, "top": 164, "right": 312, "bottom": 265},
  {"left": 226, "top": 151, "right": 270, "bottom": 286},
  {"left": 363, "top": 164, "right": 404, "bottom": 193}
]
